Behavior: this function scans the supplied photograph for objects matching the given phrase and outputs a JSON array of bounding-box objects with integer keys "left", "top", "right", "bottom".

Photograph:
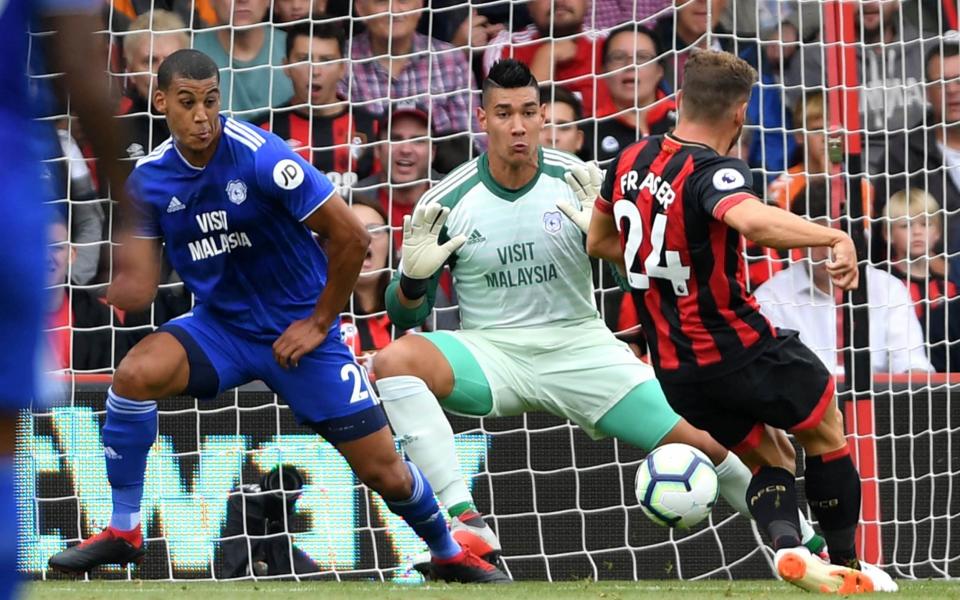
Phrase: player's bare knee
[
  {"left": 357, "top": 454, "right": 412, "bottom": 502},
  {"left": 372, "top": 338, "right": 417, "bottom": 380},
  {"left": 112, "top": 356, "right": 156, "bottom": 400}
]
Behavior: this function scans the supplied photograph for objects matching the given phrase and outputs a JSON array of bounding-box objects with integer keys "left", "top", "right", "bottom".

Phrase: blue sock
[
  {"left": 0, "top": 456, "right": 19, "bottom": 600},
  {"left": 103, "top": 387, "right": 157, "bottom": 531},
  {"left": 385, "top": 462, "right": 462, "bottom": 560}
]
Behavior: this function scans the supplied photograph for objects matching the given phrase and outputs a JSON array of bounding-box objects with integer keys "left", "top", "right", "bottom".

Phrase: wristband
[{"left": 399, "top": 273, "right": 429, "bottom": 300}]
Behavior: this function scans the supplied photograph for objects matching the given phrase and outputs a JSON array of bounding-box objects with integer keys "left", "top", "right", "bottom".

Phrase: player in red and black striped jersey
[
  {"left": 587, "top": 51, "right": 896, "bottom": 594},
  {"left": 259, "top": 22, "right": 378, "bottom": 192}
]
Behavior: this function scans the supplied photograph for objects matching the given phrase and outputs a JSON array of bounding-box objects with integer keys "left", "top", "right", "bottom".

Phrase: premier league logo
[
  {"left": 226, "top": 179, "right": 247, "bottom": 205},
  {"left": 543, "top": 210, "right": 563, "bottom": 234}
]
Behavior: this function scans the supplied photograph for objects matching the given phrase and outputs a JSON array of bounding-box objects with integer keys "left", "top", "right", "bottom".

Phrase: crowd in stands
[{"left": 43, "top": 0, "right": 960, "bottom": 377}]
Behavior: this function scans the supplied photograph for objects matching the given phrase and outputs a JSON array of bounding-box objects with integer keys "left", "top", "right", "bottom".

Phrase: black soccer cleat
[
  {"left": 430, "top": 548, "right": 511, "bottom": 584},
  {"left": 48, "top": 526, "right": 145, "bottom": 575}
]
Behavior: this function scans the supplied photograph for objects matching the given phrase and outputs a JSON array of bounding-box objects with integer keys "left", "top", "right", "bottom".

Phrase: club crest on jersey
[
  {"left": 543, "top": 210, "right": 563, "bottom": 234},
  {"left": 226, "top": 180, "right": 247, "bottom": 205},
  {"left": 713, "top": 168, "right": 745, "bottom": 191}
]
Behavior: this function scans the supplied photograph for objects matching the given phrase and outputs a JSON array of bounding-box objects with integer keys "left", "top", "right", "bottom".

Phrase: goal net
[{"left": 21, "top": 0, "right": 960, "bottom": 582}]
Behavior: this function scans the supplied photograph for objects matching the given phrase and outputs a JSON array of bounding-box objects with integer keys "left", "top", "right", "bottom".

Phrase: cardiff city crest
[
  {"left": 226, "top": 179, "right": 247, "bottom": 205},
  {"left": 543, "top": 210, "right": 563, "bottom": 234}
]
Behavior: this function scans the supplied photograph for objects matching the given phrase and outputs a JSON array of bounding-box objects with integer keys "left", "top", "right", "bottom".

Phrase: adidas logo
[
  {"left": 167, "top": 196, "right": 186, "bottom": 213},
  {"left": 103, "top": 446, "right": 123, "bottom": 460},
  {"left": 466, "top": 229, "right": 486, "bottom": 244}
]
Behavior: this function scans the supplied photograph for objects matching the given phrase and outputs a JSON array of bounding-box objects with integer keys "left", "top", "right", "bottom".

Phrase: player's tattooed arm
[{"left": 273, "top": 192, "right": 370, "bottom": 368}]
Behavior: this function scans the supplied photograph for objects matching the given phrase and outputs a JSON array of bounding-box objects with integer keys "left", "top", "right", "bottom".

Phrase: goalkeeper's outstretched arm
[{"left": 384, "top": 203, "right": 466, "bottom": 330}]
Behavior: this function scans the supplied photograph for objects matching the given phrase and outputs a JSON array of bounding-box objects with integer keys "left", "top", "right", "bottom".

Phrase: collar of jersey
[
  {"left": 477, "top": 146, "right": 543, "bottom": 202},
  {"left": 173, "top": 115, "right": 228, "bottom": 172}
]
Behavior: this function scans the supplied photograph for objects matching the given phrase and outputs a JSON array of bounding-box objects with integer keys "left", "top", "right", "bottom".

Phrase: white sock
[
  {"left": 713, "top": 451, "right": 752, "bottom": 519},
  {"left": 377, "top": 375, "right": 474, "bottom": 513},
  {"left": 798, "top": 509, "right": 816, "bottom": 544}
]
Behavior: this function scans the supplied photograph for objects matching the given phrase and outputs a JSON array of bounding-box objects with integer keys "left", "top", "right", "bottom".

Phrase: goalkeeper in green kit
[{"left": 373, "top": 59, "right": 824, "bottom": 573}]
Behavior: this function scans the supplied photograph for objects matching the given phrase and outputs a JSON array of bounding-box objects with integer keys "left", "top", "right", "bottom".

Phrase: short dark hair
[
  {"left": 680, "top": 50, "right": 757, "bottom": 123},
  {"left": 925, "top": 41, "right": 960, "bottom": 81},
  {"left": 791, "top": 179, "right": 830, "bottom": 220},
  {"left": 482, "top": 59, "right": 538, "bottom": 106},
  {"left": 158, "top": 48, "right": 220, "bottom": 89},
  {"left": 539, "top": 85, "right": 582, "bottom": 121},
  {"left": 284, "top": 20, "right": 346, "bottom": 59},
  {"left": 602, "top": 23, "right": 661, "bottom": 67}
]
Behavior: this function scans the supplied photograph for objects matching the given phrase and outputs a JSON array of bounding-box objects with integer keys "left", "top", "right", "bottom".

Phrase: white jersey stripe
[
  {"left": 135, "top": 139, "right": 173, "bottom": 167},
  {"left": 225, "top": 119, "right": 264, "bottom": 147},
  {"left": 227, "top": 117, "right": 266, "bottom": 143},
  {"left": 418, "top": 165, "right": 478, "bottom": 208},
  {"left": 224, "top": 128, "right": 260, "bottom": 153}
]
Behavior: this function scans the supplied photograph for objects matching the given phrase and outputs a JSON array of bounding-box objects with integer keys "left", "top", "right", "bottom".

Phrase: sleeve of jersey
[
  {"left": 596, "top": 149, "right": 623, "bottom": 215},
  {"left": 384, "top": 269, "right": 443, "bottom": 330},
  {"left": 255, "top": 136, "right": 336, "bottom": 222},
  {"left": 693, "top": 158, "right": 756, "bottom": 221},
  {"left": 126, "top": 174, "right": 161, "bottom": 239}
]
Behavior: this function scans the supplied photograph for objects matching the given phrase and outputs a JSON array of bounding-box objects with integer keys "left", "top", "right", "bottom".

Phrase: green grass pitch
[{"left": 25, "top": 580, "right": 960, "bottom": 600}]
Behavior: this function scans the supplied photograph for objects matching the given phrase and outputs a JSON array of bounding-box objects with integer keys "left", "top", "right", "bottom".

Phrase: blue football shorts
[{"left": 159, "top": 305, "right": 384, "bottom": 444}]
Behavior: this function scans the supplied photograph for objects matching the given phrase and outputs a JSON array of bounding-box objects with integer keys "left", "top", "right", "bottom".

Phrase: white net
[{"left": 21, "top": 0, "right": 960, "bottom": 582}]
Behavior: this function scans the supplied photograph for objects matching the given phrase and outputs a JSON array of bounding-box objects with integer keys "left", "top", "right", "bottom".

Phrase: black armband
[{"left": 399, "top": 273, "right": 429, "bottom": 300}]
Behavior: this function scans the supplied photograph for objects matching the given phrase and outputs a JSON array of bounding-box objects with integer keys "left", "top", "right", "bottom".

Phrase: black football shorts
[{"left": 659, "top": 330, "right": 834, "bottom": 452}]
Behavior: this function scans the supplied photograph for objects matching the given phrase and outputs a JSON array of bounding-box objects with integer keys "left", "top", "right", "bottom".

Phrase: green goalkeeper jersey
[{"left": 387, "top": 147, "right": 600, "bottom": 330}]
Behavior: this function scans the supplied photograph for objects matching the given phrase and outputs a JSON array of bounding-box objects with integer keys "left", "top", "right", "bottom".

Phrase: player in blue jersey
[
  {"left": 47, "top": 49, "right": 509, "bottom": 584},
  {"left": 3, "top": 0, "right": 141, "bottom": 596}
]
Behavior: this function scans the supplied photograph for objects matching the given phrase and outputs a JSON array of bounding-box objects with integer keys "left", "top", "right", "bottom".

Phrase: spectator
[
  {"left": 539, "top": 85, "right": 585, "bottom": 155},
  {"left": 53, "top": 120, "right": 105, "bottom": 286},
  {"left": 885, "top": 40, "right": 960, "bottom": 280},
  {"left": 260, "top": 21, "right": 378, "bottom": 193},
  {"left": 119, "top": 10, "right": 189, "bottom": 159},
  {"left": 341, "top": 195, "right": 398, "bottom": 362},
  {"left": 587, "top": 0, "right": 669, "bottom": 31},
  {"left": 348, "top": 0, "right": 474, "bottom": 172},
  {"left": 654, "top": 0, "right": 733, "bottom": 90},
  {"left": 482, "top": 0, "right": 603, "bottom": 116},
  {"left": 192, "top": 0, "right": 293, "bottom": 118},
  {"left": 272, "top": 0, "right": 327, "bottom": 23},
  {"left": 753, "top": 182, "right": 933, "bottom": 376},
  {"left": 881, "top": 189, "right": 960, "bottom": 372},
  {"left": 767, "top": 90, "right": 873, "bottom": 215},
  {"left": 587, "top": 23, "right": 675, "bottom": 165},
  {"left": 46, "top": 212, "right": 138, "bottom": 372},
  {"left": 787, "top": 0, "right": 925, "bottom": 164},
  {"left": 354, "top": 105, "right": 439, "bottom": 251}
]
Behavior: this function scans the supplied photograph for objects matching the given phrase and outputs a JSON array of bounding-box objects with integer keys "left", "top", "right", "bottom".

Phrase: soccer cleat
[
  {"left": 857, "top": 561, "right": 899, "bottom": 592},
  {"left": 775, "top": 546, "right": 874, "bottom": 594},
  {"left": 430, "top": 548, "right": 511, "bottom": 584},
  {"left": 450, "top": 510, "right": 503, "bottom": 567},
  {"left": 48, "top": 525, "right": 145, "bottom": 575}
]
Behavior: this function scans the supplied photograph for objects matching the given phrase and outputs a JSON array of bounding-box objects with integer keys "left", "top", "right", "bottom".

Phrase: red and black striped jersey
[
  {"left": 259, "top": 104, "right": 379, "bottom": 190},
  {"left": 598, "top": 133, "right": 775, "bottom": 382}
]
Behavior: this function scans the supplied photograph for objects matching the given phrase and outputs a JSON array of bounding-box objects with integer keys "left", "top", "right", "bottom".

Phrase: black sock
[
  {"left": 805, "top": 448, "right": 861, "bottom": 567},
  {"left": 747, "top": 466, "right": 802, "bottom": 550}
]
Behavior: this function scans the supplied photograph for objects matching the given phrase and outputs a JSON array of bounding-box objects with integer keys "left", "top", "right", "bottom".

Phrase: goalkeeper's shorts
[
  {"left": 159, "top": 305, "right": 384, "bottom": 443},
  {"left": 659, "top": 329, "right": 834, "bottom": 452},
  {"left": 419, "top": 318, "right": 677, "bottom": 442}
]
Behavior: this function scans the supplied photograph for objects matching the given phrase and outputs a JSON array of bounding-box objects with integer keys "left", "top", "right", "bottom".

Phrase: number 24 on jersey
[{"left": 614, "top": 202, "right": 691, "bottom": 296}]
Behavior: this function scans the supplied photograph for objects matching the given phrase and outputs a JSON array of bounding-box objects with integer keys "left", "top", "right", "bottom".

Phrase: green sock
[{"left": 447, "top": 501, "right": 476, "bottom": 519}]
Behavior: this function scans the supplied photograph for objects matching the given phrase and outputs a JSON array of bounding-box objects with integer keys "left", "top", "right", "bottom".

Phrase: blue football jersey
[{"left": 128, "top": 116, "right": 337, "bottom": 339}]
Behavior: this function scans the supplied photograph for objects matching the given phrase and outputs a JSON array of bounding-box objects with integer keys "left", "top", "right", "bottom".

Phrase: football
[{"left": 635, "top": 443, "right": 719, "bottom": 529}]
